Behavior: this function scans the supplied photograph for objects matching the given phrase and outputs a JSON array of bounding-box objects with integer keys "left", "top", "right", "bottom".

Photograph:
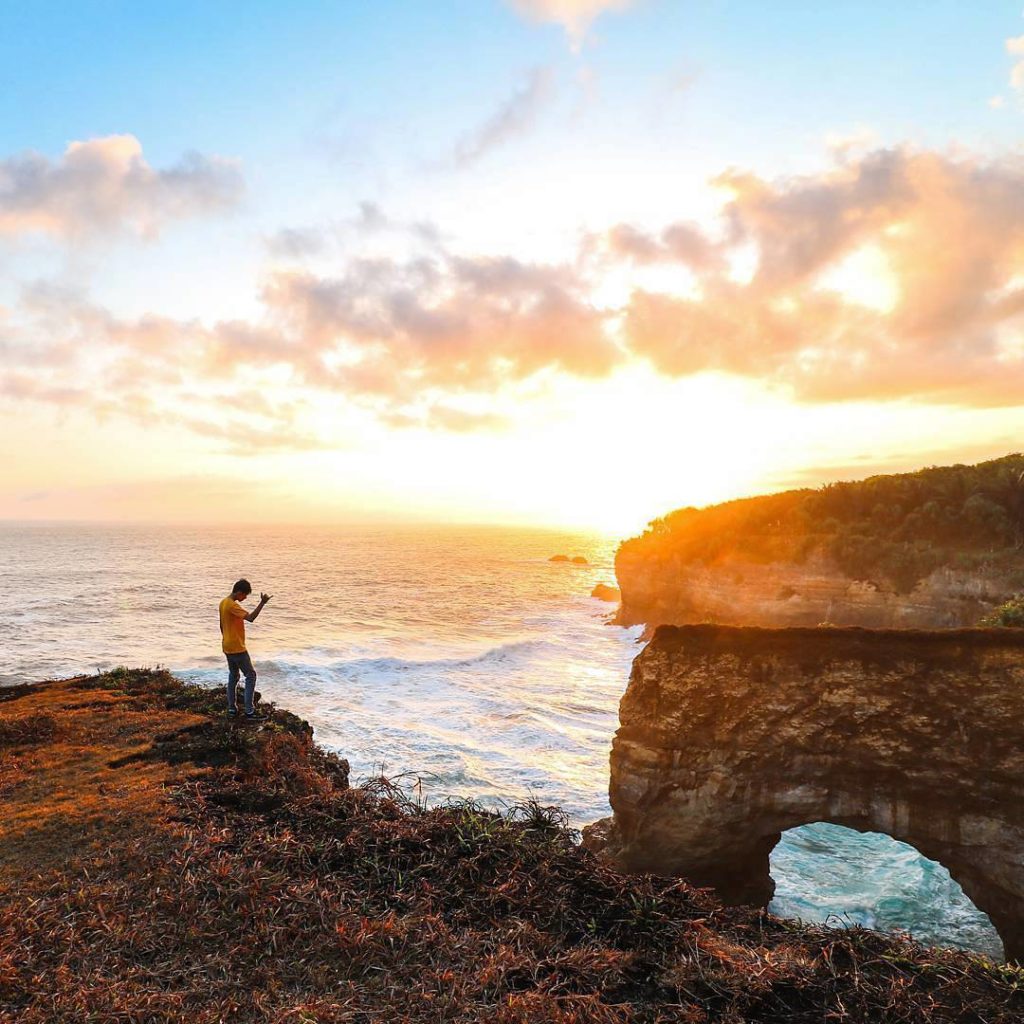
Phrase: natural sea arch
[
  {"left": 769, "top": 821, "right": 1002, "bottom": 958},
  {"left": 599, "top": 625, "right": 1024, "bottom": 961}
]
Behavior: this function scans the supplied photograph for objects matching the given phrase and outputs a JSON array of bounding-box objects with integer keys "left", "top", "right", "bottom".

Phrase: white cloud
[
  {"left": 508, "top": 0, "right": 637, "bottom": 49},
  {"left": 1007, "top": 35, "right": 1024, "bottom": 93},
  {"left": 453, "top": 66, "right": 554, "bottom": 167},
  {"left": 0, "top": 134, "right": 241, "bottom": 239},
  {"left": 1, "top": 240, "right": 621, "bottom": 447},
  {"left": 12, "top": 142, "right": 1024, "bottom": 452},
  {"left": 611, "top": 146, "right": 1024, "bottom": 406}
]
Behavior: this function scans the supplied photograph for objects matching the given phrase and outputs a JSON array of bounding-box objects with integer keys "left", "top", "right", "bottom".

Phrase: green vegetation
[
  {"left": 622, "top": 454, "right": 1024, "bottom": 594},
  {"left": 980, "top": 596, "right": 1024, "bottom": 627},
  {"left": 2, "top": 669, "right": 1023, "bottom": 1021}
]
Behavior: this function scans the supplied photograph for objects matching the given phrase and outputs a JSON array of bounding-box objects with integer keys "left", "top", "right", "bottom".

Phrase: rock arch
[{"left": 599, "top": 624, "right": 1024, "bottom": 960}]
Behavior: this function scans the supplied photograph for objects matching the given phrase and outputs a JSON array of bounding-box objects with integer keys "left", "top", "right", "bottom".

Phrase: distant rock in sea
[
  {"left": 571, "top": 556, "right": 589, "bottom": 565},
  {"left": 549, "top": 554, "right": 571, "bottom": 562},
  {"left": 591, "top": 583, "right": 621, "bottom": 602}
]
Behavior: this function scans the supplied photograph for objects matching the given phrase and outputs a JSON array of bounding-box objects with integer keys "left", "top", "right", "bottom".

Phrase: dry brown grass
[
  {"left": 1, "top": 669, "right": 1022, "bottom": 1023},
  {"left": 0, "top": 672, "right": 211, "bottom": 873}
]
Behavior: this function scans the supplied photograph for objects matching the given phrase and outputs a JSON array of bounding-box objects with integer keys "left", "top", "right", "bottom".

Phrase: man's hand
[{"left": 247, "top": 592, "right": 272, "bottom": 622}]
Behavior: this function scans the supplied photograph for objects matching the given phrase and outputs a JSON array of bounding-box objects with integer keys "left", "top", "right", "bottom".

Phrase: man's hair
[{"left": 233, "top": 578, "right": 252, "bottom": 595}]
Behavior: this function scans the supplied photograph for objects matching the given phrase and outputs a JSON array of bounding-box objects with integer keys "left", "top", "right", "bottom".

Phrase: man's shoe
[
  {"left": 227, "top": 707, "right": 238, "bottom": 717},
  {"left": 244, "top": 709, "right": 265, "bottom": 721}
]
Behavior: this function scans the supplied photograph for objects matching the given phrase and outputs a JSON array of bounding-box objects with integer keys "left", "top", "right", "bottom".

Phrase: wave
[{"left": 256, "top": 638, "right": 558, "bottom": 680}]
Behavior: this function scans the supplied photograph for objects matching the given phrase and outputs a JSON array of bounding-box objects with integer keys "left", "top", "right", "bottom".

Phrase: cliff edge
[
  {"left": 616, "top": 454, "right": 1024, "bottom": 628},
  {"left": 2, "top": 668, "right": 1022, "bottom": 1022}
]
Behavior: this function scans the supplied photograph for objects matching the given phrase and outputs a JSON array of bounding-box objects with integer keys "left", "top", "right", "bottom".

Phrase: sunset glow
[
  {"left": 4, "top": 2, "right": 1024, "bottom": 533},
  {"left": 6, "top": 5, "right": 1024, "bottom": 994}
]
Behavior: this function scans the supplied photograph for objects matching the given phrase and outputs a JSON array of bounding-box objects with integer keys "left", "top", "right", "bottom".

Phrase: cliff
[
  {"left": 615, "top": 549, "right": 1018, "bottom": 628},
  {"left": 615, "top": 454, "right": 1024, "bottom": 628},
  {"left": 590, "top": 624, "right": 1024, "bottom": 963},
  {"left": 3, "top": 668, "right": 1021, "bottom": 1021}
]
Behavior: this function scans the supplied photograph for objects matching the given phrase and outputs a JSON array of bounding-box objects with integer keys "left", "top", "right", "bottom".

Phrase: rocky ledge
[
  {"left": 2, "top": 668, "right": 1022, "bottom": 1021},
  {"left": 585, "top": 624, "right": 1024, "bottom": 963},
  {"left": 614, "top": 550, "right": 1020, "bottom": 628}
]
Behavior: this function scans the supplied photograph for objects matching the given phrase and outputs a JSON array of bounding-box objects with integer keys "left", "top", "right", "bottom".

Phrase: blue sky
[
  {"left": 1, "top": 3, "right": 1018, "bottom": 225},
  {"left": 3, "top": 0, "right": 1019, "bottom": 319},
  {"left": 2, "top": 2, "right": 1017, "bottom": 156},
  {"left": 3, "top": 1, "right": 1024, "bottom": 529}
]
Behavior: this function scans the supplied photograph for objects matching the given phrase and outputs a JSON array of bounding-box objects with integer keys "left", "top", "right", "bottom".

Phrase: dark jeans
[{"left": 225, "top": 651, "right": 257, "bottom": 714}]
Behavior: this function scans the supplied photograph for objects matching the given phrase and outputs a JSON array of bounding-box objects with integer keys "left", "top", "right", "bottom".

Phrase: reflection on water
[{"left": 0, "top": 521, "right": 1003, "bottom": 954}]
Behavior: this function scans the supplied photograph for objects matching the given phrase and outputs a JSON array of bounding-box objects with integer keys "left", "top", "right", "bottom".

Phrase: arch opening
[{"left": 769, "top": 822, "right": 1003, "bottom": 959}]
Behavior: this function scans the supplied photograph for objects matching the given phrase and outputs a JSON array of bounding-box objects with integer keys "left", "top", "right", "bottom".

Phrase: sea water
[{"left": 0, "top": 521, "right": 1002, "bottom": 957}]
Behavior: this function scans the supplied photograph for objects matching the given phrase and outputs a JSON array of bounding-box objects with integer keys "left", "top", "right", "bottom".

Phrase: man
[{"left": 219, "top": 579, "right": 272, "bottom": 719}]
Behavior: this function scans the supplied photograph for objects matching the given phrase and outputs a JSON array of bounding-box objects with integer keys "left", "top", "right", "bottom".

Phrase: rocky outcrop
[
  {"left": 615, "top": 550, "right": 1019, "bottom": 628},
  {"left": 592, "top": 624, "right": 1024, "bottom": 961},
  {"left": 591, "top": 583, "right": 621, "bottom": 602}
]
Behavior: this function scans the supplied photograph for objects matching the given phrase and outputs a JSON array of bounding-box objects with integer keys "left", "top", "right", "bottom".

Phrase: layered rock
[
  {"left": 594, "top": 624, "right": 1024, "bottom": 960},
  {"left": 615, "top": 550, "right": 1018, "bottom": 628}
]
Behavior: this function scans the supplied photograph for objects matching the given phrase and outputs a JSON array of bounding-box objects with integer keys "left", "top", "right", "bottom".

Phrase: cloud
[
  {"left": 381, "top": 405, "right": 508, "bottom": 432},
  {"left": 264, "top": 202, "right": 444, "bottom": 261},
  {"left": 12, "top": 141, "right": 1024, "bottom": 458},
  {"left": 1, "top": 241, "right": 623, "bottom": 448},
  {"left": 261, "top": 248, "right": 621, "bottom": 394},
  {"left": 508, "top": 0, "right": 637, "bottom": 48},
  {"left": 764, "top": 437, "right": 1024, "bottom": 492},
  {"left": 453, "top": 66, "right": 555, "bottom": 168},
  {"left": 265, "top": 226, "right": 327, "bottom": 259},
  {"left": 610, "top": 146, "right": 1024, "bottom": 406},
  {"left": 0, "top": 134, "right": 241, "bottom": 239},
  {"left": 598, "top": 220, "right": 724, "bottom": 272},
  {"left": 1007, "top": 35, "right": 1024, "bottom": 93}
]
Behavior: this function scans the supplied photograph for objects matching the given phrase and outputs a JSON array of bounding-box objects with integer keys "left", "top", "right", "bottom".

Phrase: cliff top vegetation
[
  {"left": 1, "top": 669, "right": 1022, "bottom": 1022},
  {"left": 619, "top": 453, "right": 1024, "bottom": 594}
]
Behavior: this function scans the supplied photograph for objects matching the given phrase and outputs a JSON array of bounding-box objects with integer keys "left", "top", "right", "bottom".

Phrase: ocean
[{"left": 0, "top": 520, "right": 1002, "bottom": 958}]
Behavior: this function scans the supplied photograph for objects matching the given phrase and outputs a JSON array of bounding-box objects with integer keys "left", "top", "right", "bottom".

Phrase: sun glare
[{"left": 818, "top": 245, "right": 899, "bottom": 312}]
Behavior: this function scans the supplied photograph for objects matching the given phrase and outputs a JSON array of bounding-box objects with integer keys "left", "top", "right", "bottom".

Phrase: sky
[{"left": 2, "top": 0, "right": 1024, "bottom": 535}]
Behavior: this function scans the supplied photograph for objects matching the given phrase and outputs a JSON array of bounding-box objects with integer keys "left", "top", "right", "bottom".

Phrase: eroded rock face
[
  {"left": 601, "top": 624, "right": 1024, "bottom": 960},
  {"left": 614, "top": 551, "right": 1019, "bottom": 628}
]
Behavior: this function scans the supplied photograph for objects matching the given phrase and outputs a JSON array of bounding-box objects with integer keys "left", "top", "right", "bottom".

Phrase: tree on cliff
[
  {"left": 976, "top": 467, "right": 1024, "bottom": 549},
  {"left": 619, "top": 453, "right": 1024, "bottom": 595}
]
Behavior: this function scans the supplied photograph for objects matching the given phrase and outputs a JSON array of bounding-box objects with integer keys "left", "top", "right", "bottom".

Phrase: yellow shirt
[{"left": 219, "top": 596, "right": 249, "bottom": 654}]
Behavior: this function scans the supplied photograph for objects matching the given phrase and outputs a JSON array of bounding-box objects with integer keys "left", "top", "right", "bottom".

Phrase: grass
[
  {"left": 0, "top": 669, "right": 1021, "bottom": 1022},
  {"left": 0, "top": 712, "right": 56, "bottom": 748}
]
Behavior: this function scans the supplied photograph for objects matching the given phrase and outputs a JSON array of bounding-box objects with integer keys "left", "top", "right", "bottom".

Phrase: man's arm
[{"left": 246, "top": 592, "right": 272, "bottom": 622}]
